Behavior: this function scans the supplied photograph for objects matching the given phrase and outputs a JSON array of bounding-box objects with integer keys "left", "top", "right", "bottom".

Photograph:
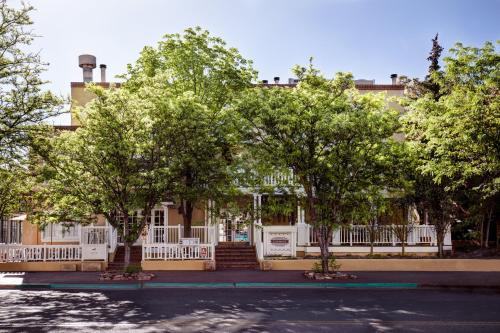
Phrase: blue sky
[{"left": 13, "top": 0, "right": 500, "bottom": 124}]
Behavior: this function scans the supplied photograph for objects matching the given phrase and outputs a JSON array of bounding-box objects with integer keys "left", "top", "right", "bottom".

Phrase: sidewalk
[{"left": 1, "top": 270, "right": 500, "bottom": 290}]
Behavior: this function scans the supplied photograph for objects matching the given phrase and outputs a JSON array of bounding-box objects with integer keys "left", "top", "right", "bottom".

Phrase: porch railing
[
  {"left": 146, "top": 225, "right": 214, "bottom": 244},
  {"left": 142, "top": 243, "right": 215, "bottom": 260},
  {"left": 0, "top": 244, "right": 82, "bottom": 262},
  {"left": 307, "top": 224, "right": 439, "bottom": 246}
]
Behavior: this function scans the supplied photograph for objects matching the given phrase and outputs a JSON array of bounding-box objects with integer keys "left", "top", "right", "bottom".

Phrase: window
[{"left": 41, "top": 223, "right": 80, "bottom": 242}]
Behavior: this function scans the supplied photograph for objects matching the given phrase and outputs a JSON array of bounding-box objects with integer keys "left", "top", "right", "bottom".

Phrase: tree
[
  {"left": 0, "top": 1, "right": 62, "bottom": 166},
  {"left": 121, "top": 27, "right": 256, "bottom": 237},
  {"left": 403, "top": 41, "right": 500, "bottom": 253},
  {"left": 403, "top": 33, "right": 444, "bottom": 101},
  {"left": 32, "top": 86, "right": 167, "bottom": 266},
  {"left": 233, "top": 63, "right": 405, "bottom": 272}
]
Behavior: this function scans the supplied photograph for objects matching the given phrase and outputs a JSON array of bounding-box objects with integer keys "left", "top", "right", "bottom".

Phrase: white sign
[
  {"left": 82, "top": 244, "right": 107, "bottom": 260},
  {"left": 180, "top": 238, "right": 200, "bottom": 245},
  {"left": 266, "top": 231, "right": 293, "bottom": 256}
]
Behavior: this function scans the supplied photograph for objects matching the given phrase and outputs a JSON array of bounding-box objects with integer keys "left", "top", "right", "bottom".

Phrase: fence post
[
  {"left": 349, "top": 227, "right": 353, "bottom": 246},
  {"left": 178, "top": 224, "right": 182, "bottom": 243}
]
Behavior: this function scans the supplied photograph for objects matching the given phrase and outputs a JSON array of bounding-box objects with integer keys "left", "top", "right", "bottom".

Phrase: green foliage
[
  {"left": 403, "top": 41, "right": 499, "bottom": 200},
  {"left": 0, "top": 1, "right": 63, "bottom": 166},
  {"left": 125, "top": 264, "right": 142, "bottom": 274},
  {"left": 233, "top": 61, "right": 407, "bottom": 272},
  {"left": 119, "top": 27, "right": 256, "bottom": 235},
  {"left": 312, "top": 256, "right": 341, "bottom": 273}
]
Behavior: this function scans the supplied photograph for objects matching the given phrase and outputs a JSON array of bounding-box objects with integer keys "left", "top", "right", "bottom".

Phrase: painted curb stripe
[
  {"left": 144, "top": 282, "right": 234, "bottom": 288},
  {"left": 235, "top": 282, "right": 418, "bottom": 288},
  {"left": 50, "top": 283, "right": 141, "bottom": 289}
]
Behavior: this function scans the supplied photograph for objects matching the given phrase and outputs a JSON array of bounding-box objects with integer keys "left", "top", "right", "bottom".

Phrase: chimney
[
  {"left": 274, "top": 76, "right": 280, "bottom": 84},
  {"left": 100, "top": 64, "right": 107, "bottom": 83},
  {"left": 390, "top": 74, "right": 398, "bottom": 85},
  {"left": 262, "top": 79, "right": 268, "bottom": 84},
  {"left": 78, "top": 54, "right": 97, "bottom": 82}
]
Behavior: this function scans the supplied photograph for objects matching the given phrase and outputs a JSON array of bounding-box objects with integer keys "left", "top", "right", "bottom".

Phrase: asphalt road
[{"left": 0, "top": 288, "right": 499, "bottom": 332}]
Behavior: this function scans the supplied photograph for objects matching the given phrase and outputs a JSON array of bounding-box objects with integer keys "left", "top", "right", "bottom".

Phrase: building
[{"left": 0, "top": 55, "right": 451, "bottom": 272}]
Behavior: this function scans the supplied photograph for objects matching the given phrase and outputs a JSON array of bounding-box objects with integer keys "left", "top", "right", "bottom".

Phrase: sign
[
  {"left": 180, "top": 238, "right": 199, "bottom": 245},
  {"left": 266, "top": 231, "right": 293, "bottom": 256},
  {"left": 82, "top": 244, "right": 107, "bottom": 260},
  {"left": 200, "top": 246, "right": 208, "bottom": 258}
]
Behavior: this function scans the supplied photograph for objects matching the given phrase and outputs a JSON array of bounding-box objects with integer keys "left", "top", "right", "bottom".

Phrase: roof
[
  {"left": 71, "top": 81, "right": 403, "bottom": 91},
  {"left": 260, "top": 83, "right": 405, "bottom": 90}
]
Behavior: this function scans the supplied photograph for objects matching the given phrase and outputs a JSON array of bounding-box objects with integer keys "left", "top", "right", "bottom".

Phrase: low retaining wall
[
  {"left": 0, "top": 261, "right": 106, "bottom": 272},
  {"left": 263, "top": 259, "right": 500, "bottom": 272},
  {"left": 141, "top": 260, "right": 210, "bottom": 271}
]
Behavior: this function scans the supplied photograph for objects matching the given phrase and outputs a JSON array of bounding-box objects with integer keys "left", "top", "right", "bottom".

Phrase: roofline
[
  {"left": 71, "top": 82, "right": 122, "bottom": 88},
  {"left": 71, "top": 81, "right": 403, "bottom": 91}
]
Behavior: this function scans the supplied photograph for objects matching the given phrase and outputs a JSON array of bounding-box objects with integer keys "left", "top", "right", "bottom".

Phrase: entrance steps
[
  {"left": 215, "top": 242, "right": 259, "bottom": 270},
  {"left": 107, "top": 245, "right": 142, "bottom": 271}
]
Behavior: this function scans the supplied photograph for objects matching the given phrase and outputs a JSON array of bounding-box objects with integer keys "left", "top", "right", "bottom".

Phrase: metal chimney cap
[
  {"left": 273, "top": 76, "right": 280, "bottom": 81},
  {"left": 78, "top": 54, "right": 96, "bottom": 68},
  {"left": 99, "top": 64, "right": 107, "bottom": 68},
  {"left": 390, "top": 73, "right": 398, "bottom": 78},
  {"left": 262, "top": 79, "right": 268, "bottom": 84}
]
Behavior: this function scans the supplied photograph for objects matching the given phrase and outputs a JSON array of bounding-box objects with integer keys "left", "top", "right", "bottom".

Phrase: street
[{"left": 0, "top": 288, "right": 499, "bottom": 332}]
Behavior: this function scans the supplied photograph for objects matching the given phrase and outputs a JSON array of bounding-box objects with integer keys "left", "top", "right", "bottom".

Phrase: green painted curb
[
  {"left": 235, "top": 282, "right": 418, "bottom": 288},
  {"left": 49, "top": 283, "right": 141, "bottom": 289},
  {"left": 144, "top": 282, "right": 234, "bottom": 288}
]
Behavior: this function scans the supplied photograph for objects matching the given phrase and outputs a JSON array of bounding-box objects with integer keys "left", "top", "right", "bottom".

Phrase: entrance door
[{"left": 219, "top": 216, "right": 250, "bottom": 242}]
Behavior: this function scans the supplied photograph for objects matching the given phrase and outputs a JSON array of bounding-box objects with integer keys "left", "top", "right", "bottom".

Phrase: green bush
[
  {"left": 312, "top": 257, "right": 342, "bottom": 273},
  {"left": 125, "top": 264, "right": 142, "bottom": 274}
]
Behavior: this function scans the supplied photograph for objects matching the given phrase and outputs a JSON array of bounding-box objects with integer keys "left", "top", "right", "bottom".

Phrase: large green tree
[
  {"left": 233, "top": 63, "right": 405, "bottom": 272},
  {"left": 122, "top": 27, "right": 256, "bottom": 237},
  {"left": 0, "top": 1, "right": 62, "bottom": 165},
  {"left": 403, "top": 41, "right": 500, "bottom": 251},
  {"left": 33, "top": 86, "right": 167, "bottom": 265},
  {"left": 0, "top": 1, "right": 62, "bottom": 225}
]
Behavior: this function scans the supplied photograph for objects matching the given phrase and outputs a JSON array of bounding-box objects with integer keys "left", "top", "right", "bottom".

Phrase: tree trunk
[
  {"left": 436, "top": 227, "right": 445, "bottom": 258},
  {"left": 124, "top": 241, "right": 131, "bottom": 267},
  {"left": 318, "top": 226, "right": 330, "bottom": 273},
  {"left": 123, "top": 211, "right": 131, "bottom": 267},
  {"left": 480, "top": 214, "right": 485, "bottom": 248},
  {"left": 181, "top": 199, "right": 194, "bottom": 238},
  {"left": 485, "top": 208, "right": 492, "bottom": 249}
]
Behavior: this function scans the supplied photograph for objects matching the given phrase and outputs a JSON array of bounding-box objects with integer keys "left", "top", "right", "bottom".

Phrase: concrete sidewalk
[{"left": 1, "top": 270, "right": 499, "bottom": 289}]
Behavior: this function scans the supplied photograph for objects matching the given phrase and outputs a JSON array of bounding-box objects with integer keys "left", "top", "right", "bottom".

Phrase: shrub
[{"left": 125, "top": 264, "right": 142, "bottom": 274}]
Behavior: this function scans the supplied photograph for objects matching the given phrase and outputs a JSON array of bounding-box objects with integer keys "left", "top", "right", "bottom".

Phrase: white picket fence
[
  {"left": 0, "top": 245, "right": 82, "bottom": 262},
  {"left": 142, "top": 243, "right": 215, "bottom": 260}
]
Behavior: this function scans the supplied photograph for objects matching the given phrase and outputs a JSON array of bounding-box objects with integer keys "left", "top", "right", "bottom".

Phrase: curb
[{"left": 1, "top": 282, "right": 498, "bottom": 290}]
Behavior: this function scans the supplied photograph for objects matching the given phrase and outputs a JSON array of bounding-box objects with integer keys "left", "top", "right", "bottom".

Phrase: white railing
[
  {"left": 142, "top": 243, "right": 215, "bottom": 260},
  {"left": 146, "top": 225, "right": 214, "bottom": 244},
  {"left": 263, "top": 170, "right": 295, "bottom": 186},
  {"left": 0, "top": 244, "right": 82, "bottom": 262},
  {"left": 307, "top": 224, "right": 439, "bottom": 246}
]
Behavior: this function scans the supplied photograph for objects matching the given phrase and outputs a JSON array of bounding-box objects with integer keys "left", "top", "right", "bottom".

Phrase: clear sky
[{"left": 11, "top": 0, "right": 500, "bottom": 124}]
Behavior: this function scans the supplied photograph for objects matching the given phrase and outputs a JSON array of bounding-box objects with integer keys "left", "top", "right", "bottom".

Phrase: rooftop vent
[
  {"left": 274, "top": 76, "right": 280, "bottom": 84},
  {"left": 79, "top": 54, "right": 97, "bottom": 82},
  {"left": 99, "top": 64, "right": 107, "bottom": 83},
  {"left": 390, "top": 73, "right": 398, "bottom": 85}
]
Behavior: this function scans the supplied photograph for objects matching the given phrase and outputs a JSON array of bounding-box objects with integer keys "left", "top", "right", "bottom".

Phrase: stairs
[
  {"left": 215, "top": 242, "right": 259, "bottom": 270},
  {"left": 107, "top": 245, "right": 142, "bottom": 271}
]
